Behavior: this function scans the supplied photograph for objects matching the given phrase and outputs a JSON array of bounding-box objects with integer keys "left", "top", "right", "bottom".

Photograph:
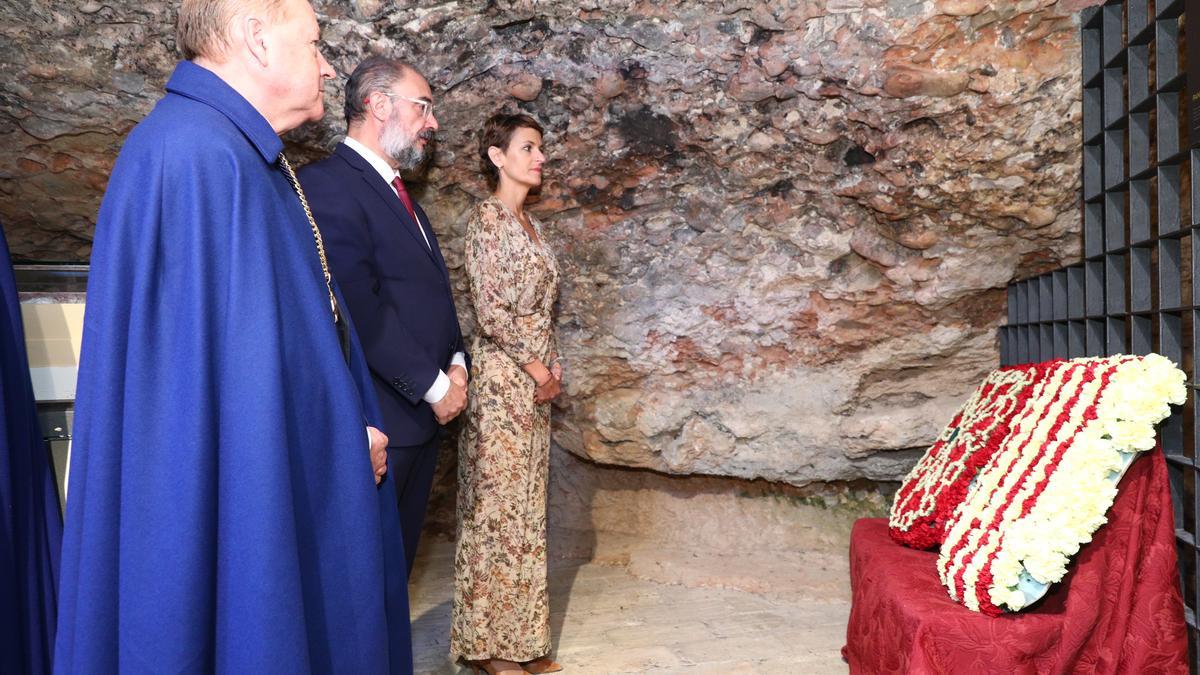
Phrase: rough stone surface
[
  {"left": 0, "top": 1, "right": 1099, "bottom": 484},
  {"left": 424, "top": 442, "right": 892, "bottom": 549}
]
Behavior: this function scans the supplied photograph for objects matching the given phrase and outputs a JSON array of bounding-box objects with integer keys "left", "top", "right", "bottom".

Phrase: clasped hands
[
  {"left": 432, "top": 363, "right": 469, "bottom": 425},
  {"left": 370, "top": 364, "right": 470, "bottom": 483},
  {"left": 533, "top": 358, "right": 563, "bottom": 405}
]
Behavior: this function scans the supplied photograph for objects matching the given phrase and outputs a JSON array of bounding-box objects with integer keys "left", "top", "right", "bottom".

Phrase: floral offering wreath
[{"left": 937, "top": 354, "right": 1187, "bottom": 615}]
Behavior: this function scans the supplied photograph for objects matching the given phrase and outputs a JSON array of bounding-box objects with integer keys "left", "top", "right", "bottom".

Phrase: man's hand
[
  {"left": 550, "top": 360, "right": 562, "bottom": 382},
  {"left": 447, "top": 364, "right": 468, "bottom": 388},
  {"left": 431, "top": 377, "right": 467, "bottom": 424},
  {"left": 367, "top": 426, "right": 388, "bottom": 485}
]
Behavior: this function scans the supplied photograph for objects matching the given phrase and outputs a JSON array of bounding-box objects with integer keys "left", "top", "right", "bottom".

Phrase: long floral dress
[{"left": 451, "top": 196, "right": 559, "bottom": 662}]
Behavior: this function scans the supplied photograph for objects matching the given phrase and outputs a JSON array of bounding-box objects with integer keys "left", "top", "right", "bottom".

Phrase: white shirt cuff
[
  {"left": 450, "top": 352, "right": 467, "bottom": 378},
  {"left": 423, "top": 370, "right": 451, "bottom": 404}
]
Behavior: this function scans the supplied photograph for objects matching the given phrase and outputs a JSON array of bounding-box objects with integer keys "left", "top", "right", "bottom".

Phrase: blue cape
[
  {"left": 55, "top": 62, "right": 412, "bottom": 674},
  {"left": 0, "top": 223, "right": 63, "bottom": 675}
]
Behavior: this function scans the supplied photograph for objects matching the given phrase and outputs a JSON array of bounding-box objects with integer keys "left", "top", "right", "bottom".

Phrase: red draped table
[{"left": 843, "top": 449, "right": 1189, "bottom": 674}]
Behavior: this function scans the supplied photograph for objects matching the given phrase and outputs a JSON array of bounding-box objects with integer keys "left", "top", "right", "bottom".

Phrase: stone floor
[{"left": 408, "top": 531, "right": 852, "bottom": 674}]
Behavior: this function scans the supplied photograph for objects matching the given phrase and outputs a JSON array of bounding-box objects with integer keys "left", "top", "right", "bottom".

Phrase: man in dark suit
[{"left": 299, "top": 57, "right": 467, "bottom": 573}]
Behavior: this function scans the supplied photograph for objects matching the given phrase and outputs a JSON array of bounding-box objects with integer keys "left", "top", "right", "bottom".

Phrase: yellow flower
[
  {"left": 991, "top": 550, "right": 1022, "bottom": 583},
  {"left": 1024, "top": 550, "right": 1068, "bottom": 584},
  {"left": 1106, "top": 419, "right": 1156, "bottom": 451},
  {"left": 1003, "top": 588, "right": 1027, "bottom": 610}
]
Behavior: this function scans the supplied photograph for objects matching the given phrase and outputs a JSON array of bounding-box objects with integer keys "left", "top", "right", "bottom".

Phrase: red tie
[{"left": 391, "top": 176, "right": 417, "bottom": 222}]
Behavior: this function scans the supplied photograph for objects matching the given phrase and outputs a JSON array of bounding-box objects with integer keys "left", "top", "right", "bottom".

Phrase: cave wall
[{"left": 0, "top": 0, "right": 1097, "bottom": 485}]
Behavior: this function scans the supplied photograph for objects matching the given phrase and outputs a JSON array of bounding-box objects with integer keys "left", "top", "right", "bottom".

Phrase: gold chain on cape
[{"left": 278, "top": 153, "right": 340, "bottom": 324}]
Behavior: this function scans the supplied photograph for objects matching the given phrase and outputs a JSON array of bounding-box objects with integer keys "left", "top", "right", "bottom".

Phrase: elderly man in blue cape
[{"left": 54, "top": 0, "right": 413, "bottom": 672}]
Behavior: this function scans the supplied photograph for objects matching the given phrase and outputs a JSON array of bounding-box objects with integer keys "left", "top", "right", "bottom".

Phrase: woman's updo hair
[{"left": 479, "top": 112, "right": 545, "bottom": 190}]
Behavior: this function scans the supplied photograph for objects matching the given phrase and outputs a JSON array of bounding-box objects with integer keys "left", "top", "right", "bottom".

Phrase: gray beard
[
  {"left": 380, "top": 122, "right": 428, "bottom": 172},
  {"left": 392, "top": 143, "right": 426, "bottom": 172}
]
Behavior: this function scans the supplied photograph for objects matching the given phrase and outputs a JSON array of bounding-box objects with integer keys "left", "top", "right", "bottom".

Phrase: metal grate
[{"left": 1001, "top": 0, "right": 1197, "bottom": 667}]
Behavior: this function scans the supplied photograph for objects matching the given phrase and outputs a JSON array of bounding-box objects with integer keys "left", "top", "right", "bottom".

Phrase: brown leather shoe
[{"left": 521, "top": 657, "right": 563, "bottom": 674}]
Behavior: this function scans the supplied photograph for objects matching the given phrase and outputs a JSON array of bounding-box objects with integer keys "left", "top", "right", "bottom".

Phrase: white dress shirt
[{"left": 341, "top": 136, "right": 466, "bottom": 404}]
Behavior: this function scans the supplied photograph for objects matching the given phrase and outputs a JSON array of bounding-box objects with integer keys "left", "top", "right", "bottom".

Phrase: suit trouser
[{"left": 388, "top": 434, "right": 440, "bottom": 574}]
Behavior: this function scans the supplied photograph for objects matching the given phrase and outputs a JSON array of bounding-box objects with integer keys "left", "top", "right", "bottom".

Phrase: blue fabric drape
[{"left": 0, "top": 222, "right": 63, "bottom": 675}]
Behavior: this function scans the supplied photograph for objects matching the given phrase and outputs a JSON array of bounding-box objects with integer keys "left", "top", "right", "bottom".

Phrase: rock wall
[{"left": 0, "top": 0, "right": 1097, "bottom": 485}]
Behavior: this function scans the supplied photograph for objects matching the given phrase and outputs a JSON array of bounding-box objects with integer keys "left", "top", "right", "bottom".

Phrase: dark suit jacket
[{"left": 298, "top": 142, "right": 466, "bottom": 446}]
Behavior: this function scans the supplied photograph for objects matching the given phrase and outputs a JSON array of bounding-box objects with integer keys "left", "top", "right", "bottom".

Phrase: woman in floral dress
[{"left": 451, "top": 113, "right": 563, "bottom": 675}]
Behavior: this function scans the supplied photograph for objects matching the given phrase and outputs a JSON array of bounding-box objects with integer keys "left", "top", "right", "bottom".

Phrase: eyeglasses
[{"left": 379, "top": 92, "right": 434, "bottom": 120}]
